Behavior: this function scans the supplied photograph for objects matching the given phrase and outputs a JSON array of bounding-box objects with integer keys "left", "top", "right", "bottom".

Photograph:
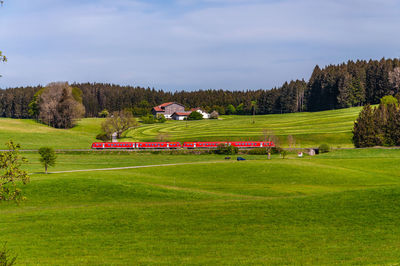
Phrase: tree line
[
  {"left": 1, "top": 58, "right": 400, "bottom": 119},
  {"left": 353, "top": 96, "right": 400, "bottom": 147}
]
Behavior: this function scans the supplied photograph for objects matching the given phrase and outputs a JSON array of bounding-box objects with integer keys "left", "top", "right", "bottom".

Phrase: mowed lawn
[
  {"left": 1, "top": 106, "right": 361, "bottom": 149},
  {"left": 1, "top": 149, "right": 400, "bottom": 264}
]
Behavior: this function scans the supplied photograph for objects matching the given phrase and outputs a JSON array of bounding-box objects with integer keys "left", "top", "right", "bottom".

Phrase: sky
[{"left": 0, "top": 0, "right": 400, "bottom": 91}]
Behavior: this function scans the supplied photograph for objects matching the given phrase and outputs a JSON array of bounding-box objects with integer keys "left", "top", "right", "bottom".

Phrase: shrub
[
  {"left": 187, "top": 111, "right": 203, "bottom": 120},
  {"left": 214, "top": 144, "right": 238, "bottom": 155},
  {"left": 98, "top": 109, "right": 109, "bottom": 118},
  {"left": 280, "top": 150, "right": 288, "bottom": 159},
  {"left": 157, "top": 114, "right": 167, "bottom": 123},
  {"left": 141, "top": 114, "right": 156, "bottom": 124},
  {"left": 318, "top": 143, "right": 330, "bottom": 153},
  {"left": 0, "top": 243, "right": 17, "bottom": 266}
]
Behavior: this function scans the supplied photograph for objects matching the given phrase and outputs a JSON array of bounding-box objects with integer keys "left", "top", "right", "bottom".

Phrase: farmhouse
[
  {"left": 190, "top": 108, "right": 210, "bottom": 119},
  {"left": 152, "top": 102, "right": 185, "bottom": 119},
  {"left": 171, "top": 112, "right": 192, "bottom": 120}
]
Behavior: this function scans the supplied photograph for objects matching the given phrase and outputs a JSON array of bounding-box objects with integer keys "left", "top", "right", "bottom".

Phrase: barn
[{"left": 152, "top": 102, "right": 185, "bottom": 119}]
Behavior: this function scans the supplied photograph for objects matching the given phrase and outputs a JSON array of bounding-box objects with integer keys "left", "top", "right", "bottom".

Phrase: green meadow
[
  {"left": 0, "top": 106, "right": 361, "bottom": 149},
  {"left": 2, "top": 107, "right": 400, "bottom": 264},
  {"left": 1, "top": 149, "right": 400, "bottom": 264}
]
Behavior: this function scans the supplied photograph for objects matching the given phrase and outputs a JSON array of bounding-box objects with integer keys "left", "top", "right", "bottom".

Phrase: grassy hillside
[
  {"left": 1, "top": 149, "right": 400, "bottom": 264},
  {"left": 0, "top": 118, "right": 103, "bottom": 149},
  {"left": 0, "top": 106, "right": 361, "bottom": 149}
]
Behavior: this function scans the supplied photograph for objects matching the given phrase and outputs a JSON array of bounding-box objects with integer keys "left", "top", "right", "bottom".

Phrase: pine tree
[{"left": 352, "top": 105, "right": 379, "bottom": 147}]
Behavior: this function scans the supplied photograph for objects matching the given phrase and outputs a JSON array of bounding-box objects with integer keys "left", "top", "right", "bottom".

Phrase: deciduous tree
[
  {"left": 38, "top": 147, "right": 57, "bottom": 174},
  {"left": 101, "top": 110, "right": 138, "bottom": 139},
  {"left": 0, "top": 141, "right": 30, "bottom": 202},
  {"left": 35, "top": 82, "right": 85, "bottom": 128}
]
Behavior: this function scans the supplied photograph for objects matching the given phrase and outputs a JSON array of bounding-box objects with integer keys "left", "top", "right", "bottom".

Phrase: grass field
[
  {"left": 1, "top": 149, "right": 400, "bottom": 264},
  {"left": 0, "top": 106, "right": 362, "bottom": 149},
  {"left": 0, "top": 118, "right": 102, "bottom": 149}
]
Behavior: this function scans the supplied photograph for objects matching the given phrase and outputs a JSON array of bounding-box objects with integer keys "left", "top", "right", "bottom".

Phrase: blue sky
[{"left": 1, "top": 0, "right": 400, "bottom": 91}]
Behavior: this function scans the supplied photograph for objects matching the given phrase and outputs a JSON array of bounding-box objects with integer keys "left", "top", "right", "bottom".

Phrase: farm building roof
[
  {"left": 153, "top": 102, "right": 185, "bottom": 112},
  {"left": 172, "top": 112, "right": 192, "bottom": 116}
]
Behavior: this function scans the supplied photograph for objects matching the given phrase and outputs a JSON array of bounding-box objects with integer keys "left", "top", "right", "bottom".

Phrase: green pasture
[
  {"left": 0, "top": 118, "right": 102, "bottom": 149},
  {"left": 0, "top": 106, "right": 362, "bottom": 149},
  {"left": 2, "top": 149, "right": 400, "bottom": 264}
]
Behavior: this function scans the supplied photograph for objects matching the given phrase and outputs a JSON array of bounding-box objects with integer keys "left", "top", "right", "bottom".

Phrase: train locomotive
[{"left": 91, "top": 141, "right": 275, "bottom": 149}]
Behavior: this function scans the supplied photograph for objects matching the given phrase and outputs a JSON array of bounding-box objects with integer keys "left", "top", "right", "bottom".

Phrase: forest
[{"left": 0, "top": 58, "right": 399, "bottom": 118}]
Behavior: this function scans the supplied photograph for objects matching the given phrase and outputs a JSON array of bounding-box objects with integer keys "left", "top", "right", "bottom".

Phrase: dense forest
[{"left": 1, "top": 58, "right": 400, "bottom": 118}]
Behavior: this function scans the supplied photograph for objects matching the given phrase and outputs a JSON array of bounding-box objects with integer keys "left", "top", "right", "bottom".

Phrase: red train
[{"left": 91, "top": 141, "right": 274, "bottom": 149}]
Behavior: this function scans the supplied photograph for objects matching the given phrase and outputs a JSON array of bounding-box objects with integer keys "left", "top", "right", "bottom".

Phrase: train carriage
[
  {"left": 183, "top": 142, "right": 227, "bottom": 149},
  {"left": 136, "top": 142, "right": 181, "bottom": 149}
]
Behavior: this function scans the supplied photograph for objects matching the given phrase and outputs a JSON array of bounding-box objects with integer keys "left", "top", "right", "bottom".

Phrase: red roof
[
  {"left": 173, "top": 112, "right": 192, "bottom": 116},
  {"left": 153, "top": 102, "right": 183, "bottom": 112},
  {"left": 159, "top": 102, "right": 175, "bottom": 107},
  {"left": 153, "top": 106, "right": 164, "bottom": 112}
]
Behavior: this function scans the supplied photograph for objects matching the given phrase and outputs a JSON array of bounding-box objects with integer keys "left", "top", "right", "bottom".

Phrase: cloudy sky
[{"left": 0, "top": 0, "right": 399, "bottom": 91}]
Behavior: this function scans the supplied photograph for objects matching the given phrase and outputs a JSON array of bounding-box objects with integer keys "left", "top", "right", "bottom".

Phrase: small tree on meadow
[{"left": 38, "top": 147, "right": 57, "bottom": 174}]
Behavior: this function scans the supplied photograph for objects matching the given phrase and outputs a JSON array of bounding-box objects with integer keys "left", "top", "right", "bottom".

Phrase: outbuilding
[
  {"left": 190, "top": 108, "right": 210, "bottom": 119},
  {"left": 171, "top": 112, "right": 192, "bottom": 120}
]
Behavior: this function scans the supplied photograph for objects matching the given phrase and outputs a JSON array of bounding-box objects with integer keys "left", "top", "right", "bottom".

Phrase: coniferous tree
[{"left": 352, "top": 105, "right": 379, "bottom": 147}]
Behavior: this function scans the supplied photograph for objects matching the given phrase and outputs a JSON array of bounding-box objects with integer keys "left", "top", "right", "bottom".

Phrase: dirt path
[{"left": 47, "top": 160, "right": 229, "bottom": 174}]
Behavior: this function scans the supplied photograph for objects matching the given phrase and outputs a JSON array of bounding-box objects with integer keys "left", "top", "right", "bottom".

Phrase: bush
[
  {"left": 157, "top": 114, "right": 166, "bottom": 123},
  {"left": 187, "top": 111, "right": 203, "bottom": 120},
  {"left": 318, "top": 143, "right": 330, "bottom": 153},
  {"left": 96, "top": 132, "right": 109, "bottom": 141},
  {"left": 214, "top": 144, "right": 238, "bottom": 155},
  {"left": 98, "top": 109, "right": 109, "bottom": 118},
  {"left": 0, "top": 243, "right": 17, "bottom": 266},
  {"left": 141, "top": 114, "right": 156, "bottom": 124}
]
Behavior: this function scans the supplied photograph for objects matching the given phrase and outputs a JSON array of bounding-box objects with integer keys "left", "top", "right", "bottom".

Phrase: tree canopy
[
  {"left": 28, "top": 82, "right": 85, "bottom": 128},
  {"left": 101, "top": 110, "right": 138, "bottom": 139},
  {"left": 0, "top": 141, "right": 30, "bottom": 202},
  {"left": 353, "top": 97, "right": 400, "bottom": 147},
  {"left": 38, "top": 147, "right": 57, "bottom": 174}
]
